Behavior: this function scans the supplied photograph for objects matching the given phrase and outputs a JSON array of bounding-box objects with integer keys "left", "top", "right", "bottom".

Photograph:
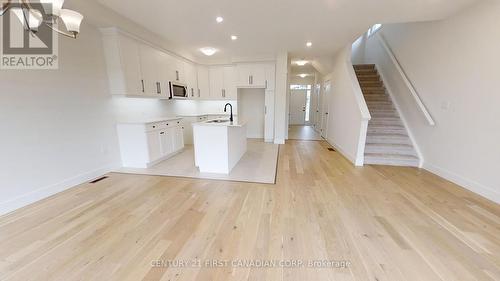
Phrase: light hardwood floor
[
  {"left": 0, "top": 140, "right": 499, "bottom": 281},
  {"left": 288, "top": 125, "right": 323, "bottom": 141}
]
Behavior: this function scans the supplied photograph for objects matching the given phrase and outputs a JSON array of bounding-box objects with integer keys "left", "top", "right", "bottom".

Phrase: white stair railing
[{"left": 376, "top": 33, "right": 436, "bottom": 126}]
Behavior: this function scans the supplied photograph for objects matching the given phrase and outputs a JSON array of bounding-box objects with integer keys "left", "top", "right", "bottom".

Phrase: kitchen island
[{"left": 192, "top": 118, "right": 247, "bottom": 174}]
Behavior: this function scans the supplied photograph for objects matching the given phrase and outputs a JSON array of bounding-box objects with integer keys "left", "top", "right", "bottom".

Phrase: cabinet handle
[
  {"left": 198, "top": 89, "right": 201, "bottom": 97},
  {"left": 265, "top": 80, "right": 268, "bottom": 89},
  {"left": 191, "top": 88, "right": 194, "bottom": 97},
  {"left": 250, "top": 75, "right": 253, "bottom": 85},
  {"left": 248, "top": 75, "right": 251, "bottom": 85},
  {"left": 176, "top": 70, "right": 179, "bottom": 81},
  {"left": 158, "top": 82, "right": 162, "bottom": 94},
  {"left": 141, "top": 80, "right": 145, "bottom": 93}
]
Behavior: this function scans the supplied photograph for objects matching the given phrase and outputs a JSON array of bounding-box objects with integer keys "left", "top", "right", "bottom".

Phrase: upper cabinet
[
  {"left": 184, "top": 61, "right": 198, "bottom": 99},
  {"left": 196, "top": 65, "right": 210, "bottom": 99},
  {"left": 236, "top": 63, "right": 275, "bottom": 90},
  {"left": 101, "top": 28, "right": 276, "bottom": 100},
  {"left": 139, "top": 44, "right": 169, "bottom": 97},
  {"left": 101, "top": 29, "right": 144, "bottom": 97},
  {"left": 209, "top": 65, "right": 237, "bottom": 100}
]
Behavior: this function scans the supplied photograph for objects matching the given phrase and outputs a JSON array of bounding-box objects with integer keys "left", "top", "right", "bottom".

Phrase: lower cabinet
[{"left": 117, "top": 118, "right": 184, "bottom": 168}]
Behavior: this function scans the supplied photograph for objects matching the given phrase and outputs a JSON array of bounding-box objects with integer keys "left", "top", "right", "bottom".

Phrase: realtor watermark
[
  {"left": 151, "top": 259, "right": 352, "bottom": 269},
  {"left": 1, "top": 1, "right": 58, "bottom": 69}
]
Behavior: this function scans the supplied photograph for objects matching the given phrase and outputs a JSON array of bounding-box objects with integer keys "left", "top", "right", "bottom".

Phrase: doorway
[
  {"left": 238, "top": 88, "right": 266, "bottom": 139},
  {"left": 289, "top": 85, "right": 312, "bottom": 125},
  {"left": 288, "top": 84, "right": 323, "bottom": 141}
]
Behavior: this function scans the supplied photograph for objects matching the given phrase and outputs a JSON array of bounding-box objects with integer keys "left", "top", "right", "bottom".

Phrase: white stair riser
[
  {"left": 365, "top": 146, "right": 417, "bottom": 156},
  {"left": 367, "top": 136, "right": 412, "bottom": 145},
  {"left": 364, "top": 157, "right": 419, "bottom": 167}
]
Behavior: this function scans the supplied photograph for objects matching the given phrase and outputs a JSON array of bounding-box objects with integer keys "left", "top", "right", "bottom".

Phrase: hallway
[{"left": 288, "top": 125, "right": 323, "bottom": 141}]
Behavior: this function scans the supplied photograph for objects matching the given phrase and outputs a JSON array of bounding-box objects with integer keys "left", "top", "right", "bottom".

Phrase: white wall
[
  {"left": 324, "top": 47, "right": 371, "bottom": 166},
  {"left": 362, "top": 0, "right": 500, "bottom": 203},
  {"left": 274, "top": 52, "right": 289, "bottom": 144},
  {"left": 0, "top": 11, "right": 238, "bottom": 215},
  {"left": 238, "top": 89, "right": 266, "bottom": 138}
]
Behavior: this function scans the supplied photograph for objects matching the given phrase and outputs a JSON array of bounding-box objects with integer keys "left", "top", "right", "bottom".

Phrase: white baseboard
[
  {"left": 0, "top": 162, "right": 120, "bottom": 216},
  {"left": 274, "top": 138, "right": 285, "bottom": 145},
  {"left": 423, "top": 163, "right": 500, "bottom": 204},
  {"left": 326, "top": 138, "right": 358, "bottom": 166}
]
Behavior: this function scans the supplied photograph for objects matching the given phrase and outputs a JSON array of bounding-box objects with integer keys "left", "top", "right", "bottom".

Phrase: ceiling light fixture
[
  {"left": 0, "top": 0, "right": 84, "bottom": 39},
  {"left": 200, "top": 47, "right": 218, "bottom": 56},
  {"left": 231, "top": 35, "right": 238, "bottom": 41},
  {"left": 299, "top": 74, "right": 308, "bottom": 78},
  {"left": 295, "top": 60, "right": 308, "bottom": 66},
  {"left": 216, "top": 16, "right": 224, "bottom": 23},
  {"left": 306, "top": 41, "right": 312, "bottom": 47}
]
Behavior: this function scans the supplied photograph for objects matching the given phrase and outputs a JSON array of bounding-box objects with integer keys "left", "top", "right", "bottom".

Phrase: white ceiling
[{"left": 96, "top": 0, "right": 478, "bottom": 67}]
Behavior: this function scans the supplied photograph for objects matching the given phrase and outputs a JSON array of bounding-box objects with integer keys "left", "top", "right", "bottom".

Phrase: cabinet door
[
  {"left": 118, "top": 35, "right": 143, "bottom": 95},
  {"left": 223, "top": 66, "right": 237, "bottom": 100},
  {"left": 139, "top": 44, "right": 160, "bottom": 96},
  {"left": 236, "top": 64, "right": 253, "bottom": 87},
  {"left": 156, "top": 52, "right": 171, "bottom": 98},
  {"left": 251, "top": 64, "right": 267, "bottom": 87},
  {"left": 159, "top": 130, "right": 173, "bottom": 156},
  {"left": 147, "top": 131, "right": 162, "bottom": 161},
  {"left": 171, "top": 58, "right": 185, "bottom": 83},
  {"left": 197, "top": 66, "right": 210, "bottom": 99},
  {"left": 172, "top": 126, "right": 184, "bottom": 151},
  {"left": 184, "top": 61, "right": 198, "bottom": 99},
  {"left": 264, "top": 63, "right": 276, "bottom": 90},
  {"left": 209, "top": 66, "right": 225, "bottom": 99}
]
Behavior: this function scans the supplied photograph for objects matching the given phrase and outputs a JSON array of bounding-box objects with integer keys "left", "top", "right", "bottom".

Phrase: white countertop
[
  {"left": 117, "top": 117, "right": 182, "bottom": 124},
  {"left": 192, "top": 118, "right": 246, "bottom": 127},
  {"left": 177, "top": 113, "right": 236, "bottom": 117}
]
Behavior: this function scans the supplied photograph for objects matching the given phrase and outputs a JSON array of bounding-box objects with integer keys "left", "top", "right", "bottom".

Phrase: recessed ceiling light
[
  {"left": 231, "top": 35, "right": 238, "bottom": 41},
  {"left": 216, "top": 16, "right": 224, "bottom": 23},
  {"left": 200, "top": 47, "right": 217, "bottom": 56},
  {"left": 299, "top": 74, "right": 308, "bottom": 78},
  {"left": 295, "top": 60, "right": 308, "bottom": 66},
  {"left": 306, "top": 41, "right": 312, "bottom": 47}
]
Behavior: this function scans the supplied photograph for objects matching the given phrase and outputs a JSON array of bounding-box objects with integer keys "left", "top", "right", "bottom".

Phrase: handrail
[{"left": 376, "top": 33, "right": 435, "bottom": 126}]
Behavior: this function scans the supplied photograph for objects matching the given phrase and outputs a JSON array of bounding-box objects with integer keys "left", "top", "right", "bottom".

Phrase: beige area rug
[{"left": 115, "top": 139, "right": 279, "bottom": 184}]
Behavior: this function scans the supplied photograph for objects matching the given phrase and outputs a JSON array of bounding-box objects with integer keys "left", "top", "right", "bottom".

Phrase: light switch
[{"left": 441, "top": 101, "right": 451, "bottom": 110}]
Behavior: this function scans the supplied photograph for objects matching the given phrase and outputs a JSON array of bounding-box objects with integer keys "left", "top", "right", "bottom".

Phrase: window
[
  {"left": 290, "top": 84, "right": 312, "bottom": 90},
  {"left": 305, "top": 90, "right": 311, "bottom": 122},
  {"left": 367, "top": 24, "right": 382, "bottom": 37}
]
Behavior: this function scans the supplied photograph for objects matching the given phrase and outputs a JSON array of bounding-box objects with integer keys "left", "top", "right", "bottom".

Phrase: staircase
[{"left": 354, "top": 64, "right": 419, "bottom": 167}]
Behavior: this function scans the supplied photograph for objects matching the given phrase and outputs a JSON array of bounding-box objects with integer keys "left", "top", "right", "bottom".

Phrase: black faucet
[{"left": 224, "top": 103, "right": 234, "bottom": 122}]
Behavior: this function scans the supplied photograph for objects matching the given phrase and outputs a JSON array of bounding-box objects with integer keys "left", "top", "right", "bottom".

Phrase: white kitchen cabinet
[
  {"left": 168, "top": 57, "right": 186, "bottom": 84},
  {"left": 116, "top": 118, "right": 184, "bottom": 168},
  {"left": 172, "top": 126, "right": 185, "bottom": 151},
  {"left": 236, "top": 63, "right": 266, "bottom": 88},
  {"left": 159, "top": 129, "right": 174, "bottom": 156},
  {"left": 223, "top": 66, "right": 237, "bottom": 99},
  {"left": 264, "top": 64, "right": 276, "bottom": 91},
  {"left": 146, "top": 130, "right": 162, "bottom": 162},
  {"left": 197, "top": 66, "right": 210, "bottom": 99},
  {"left": 209, "top": 66, "right": 237, "bottom": 100},
  {"left": 184, "top": 61, "right": 198, "bottom": 99},
  {"left": 101, "top": 29, "right": 144, "bottom": 96},
  {"left": 139, "top": 44, "right": 170, "bottom": 98}
]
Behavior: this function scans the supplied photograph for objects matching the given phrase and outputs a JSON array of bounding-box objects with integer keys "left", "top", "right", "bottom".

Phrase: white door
[
  {"left": 321, "top": 81, "right": 331, "bottom": 138},
  {"left": 289, "top": 89, "right": 307, "bottom": 125}
]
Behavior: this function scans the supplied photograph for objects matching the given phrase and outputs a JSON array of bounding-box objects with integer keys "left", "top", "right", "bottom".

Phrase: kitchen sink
[{"left": 207, "top": 119, "right": 230, "bottom": 123}]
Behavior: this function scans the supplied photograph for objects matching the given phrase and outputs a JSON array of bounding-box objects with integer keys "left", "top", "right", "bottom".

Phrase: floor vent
[
  {"left": 89, "top": 176, "right": 108, "bottom": 184},
  {"left": 328, "top": 148, "right": 335, "bottom": 152}
]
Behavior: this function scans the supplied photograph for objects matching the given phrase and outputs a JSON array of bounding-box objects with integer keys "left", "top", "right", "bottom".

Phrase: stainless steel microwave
[{"left": 169, "top": 82, "right": 188, "bottom": 99}]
